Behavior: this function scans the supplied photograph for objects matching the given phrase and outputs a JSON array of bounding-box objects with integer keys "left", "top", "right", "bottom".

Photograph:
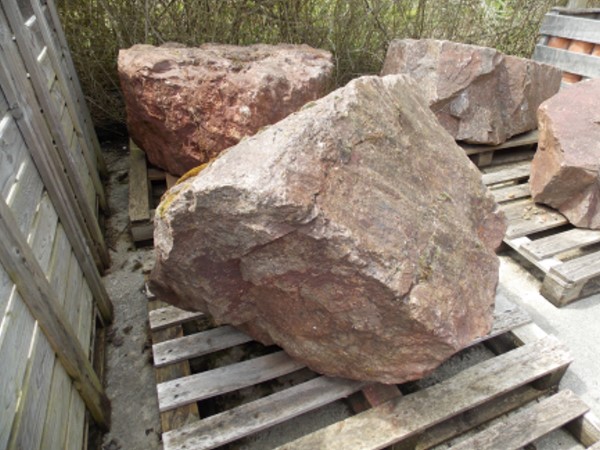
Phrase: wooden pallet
[
  {"left": 460, "top": 129, "right": 538, "bottom": 168},
  {"left": 484, "top": 160, "right": 600, "bottom": 306},
  {"left": 533, "top": 7, "right": 600, "bottom": 86},
  {"left": 129, "top": 140, "right": 178, "bottom": 243},
  {"left": 146, "top": 285, "right": 600, "bottom": 450}
]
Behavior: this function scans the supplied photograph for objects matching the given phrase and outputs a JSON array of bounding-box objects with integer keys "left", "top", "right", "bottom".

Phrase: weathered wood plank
[
  {"left": 129, "top": 140, "right": 151, "bottom": 222},
  {"left": 64, "top": 386, "right": 86, "bottom": 450},
  {"left": 489, "top": 183, "right": 531, "bottom": 204},
  {"left": 163, "top": 377, "right": 366, "bottom": 450},
  {"left": 0, "top": 291, "right": 36, "bottom": 450},
  {"left": 153, "top": 325, "right": 252, "bottom": 368},
  {"left": 275, "top": 337, "right": 571, "bottom": 450},
  {"left": 41, "top": 0, "right": 107, "bottom": 176},
  {"left": 549, "top": 249, "right": 600, "bottom": 284},
  {"left": 149, "top": 305, "right": 205, "bottom": 331},
  {"left": 462, "top": 130, "right": 538, "bottom": 156},
  {"left": 77, "top": 282, "right": 94, "bottom": 357},
  {"left": 47, "top": 224, "right": 72, "bottom": 304},
  {"left": 533, "top": 45, "right": 600, "bottom": 79},
  {"left": 482, "top": 162, "right": 531, "bottom": 186},
  {"left": 0, "top": 7, "right": 110, "bottom": 271},
  {"left": 28, "top": 192, "right": 59, "bottom": 272},
  {"left": 0, "top": 10, "right": 113, "bottom": 318},
  {"left": 449, "top": 390, "right": 589, "bottom": 449},
  {"left": 566, "top": 410, "right": 600, "bottom": 447},
  {"left": 158, "top": 351, "right": 305, "bottom": 412},
  {"left": 501, "top": 199, "right": 569, "bottom": 239},
  {"left": 7, "top": 326, "right": 55, "bottom": 450},
  {"left": 6, "top": 151, "right": 45, "bottom": 236},
  {"left": 0, "top": 196, "right": 110, "bottom": 429},
  {"left": 2, "top": 4, "right": 107, "bottom": 213},
  {"left": 64, "top": 251, "right": 84, "bottom": 337},
  {"left": 415, "top": 385, "right": 546, "bottom": 450},
  {"left": 539, "top": 13, "right": 600, "bottom": 45},
  {"left": 149, "top": 298, "right": 200, "bottom": 433},
  {"left": 0, "top": 114, "right": 27, "bottom": 198},
  {"left": 39, "top": 361, "right": 72, "bottom": 449},
  {"left": 522, "top": 228, "right": 600, "bottom": 260}
]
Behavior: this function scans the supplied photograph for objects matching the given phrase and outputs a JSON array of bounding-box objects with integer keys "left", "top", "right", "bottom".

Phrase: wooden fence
[{"left": 0, "top": 0, "right": 112, "bottom": 448}]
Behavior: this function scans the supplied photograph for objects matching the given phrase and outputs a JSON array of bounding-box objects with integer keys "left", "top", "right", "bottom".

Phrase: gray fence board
[{"left": 540, "top": 13, "right": 600, "bottom": 44}]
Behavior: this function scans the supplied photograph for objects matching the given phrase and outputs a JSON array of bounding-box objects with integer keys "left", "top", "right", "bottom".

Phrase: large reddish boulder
[
  {"left": 118, "top": 43, "right": 333, "bottom": 175},
  {"left": 150, "top": 75, "right": 506, "bottom": 383},
  {"left": 381, "top": 39, "right": 562, "bottom": 145},
  {"left": 530, "top": 79, "right": 600, "bottom": 229}
]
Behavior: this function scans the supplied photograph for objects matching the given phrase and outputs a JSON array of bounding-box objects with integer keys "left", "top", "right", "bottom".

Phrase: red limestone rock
[
  {"left": 150, "top": 75, "right": 506, "bottom": 383},
  {"left": 381, "top": 39, "right": 562, "bottom": 145},
  {"left": 118, "top": 43, "right": 333, "bottom": 175},
  {"left": 530, "top": 79, "right": 600, "bottom": 229}
]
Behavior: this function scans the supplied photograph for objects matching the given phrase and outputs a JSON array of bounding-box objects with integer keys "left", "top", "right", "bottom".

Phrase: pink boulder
[
  {"left": 118, "top": 43, "right": 333, "bottom": 175},
  {"left": 381, "top": 39, "right": 562, "bottom": 145},
  {"left": 531, "top": 79, "right": 600, "bottom": 229},
  {"left": 150, "top": 75, "right": 506, "bottom": 384}
]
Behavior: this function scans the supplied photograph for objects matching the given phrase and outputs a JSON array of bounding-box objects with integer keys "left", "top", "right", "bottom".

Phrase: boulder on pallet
[
  {"left": 118, "top": 43, "right": 333, "bottom": 176},
  {"left": 150, "top": 75, "right": 507, "bottom": 384},
  {"left": 530, "top": 79, "right": 600, "bottom": 229},
  {"left": 381, "top": 39, "right": 562, "bottom": 145}
]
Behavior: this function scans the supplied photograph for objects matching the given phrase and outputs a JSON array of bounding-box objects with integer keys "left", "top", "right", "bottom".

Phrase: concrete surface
[{"left": 499, "top": 255, "right": 600, "bottom": 418}]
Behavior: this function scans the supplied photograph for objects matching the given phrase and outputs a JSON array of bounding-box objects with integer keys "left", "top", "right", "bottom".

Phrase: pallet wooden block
[
  {"left": 460, "top": 129, "right": 538, "bottom": 167},
  {"left": 128, "top": 140, "right": 178, "bottom": 243},
  {"left": 145, "top": 284, "right": 600, "bottom": 450},
  {"left": 484, "top": 160, "right": 600, "bottom": 306}
]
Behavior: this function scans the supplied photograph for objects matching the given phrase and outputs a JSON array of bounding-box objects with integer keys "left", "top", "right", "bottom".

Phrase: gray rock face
[
  {"left": 150, "top": 75, "right": 506, "bottom": 383},
  {"left": 118, "top": 43, "right": 333, "bottom": 175},
  {"left": 531, "top": 79, "right": 600, "bottom": 229},
  {"left": 381, "top": 39, "right": 562, "bottom": 145}
]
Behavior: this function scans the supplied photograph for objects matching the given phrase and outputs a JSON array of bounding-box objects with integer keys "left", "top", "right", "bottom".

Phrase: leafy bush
[{"left": 57, "top": 0, "right": 569, "bottom": 132}]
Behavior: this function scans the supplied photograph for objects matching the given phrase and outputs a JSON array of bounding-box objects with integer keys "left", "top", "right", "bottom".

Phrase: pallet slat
[
  {"left": 153, "top": 325, "right": 252, "bottom": 368},
  {"left": 158, "top": 351, "right": 305, "bottom": 412},
  {"left": 539, "top": 13, "right": 600, "bottom": 45},
  {"left": 489, "top": 183, "right": 530, "bottom": 204},
  {"left": 549, "top": 249, "right": 600, "bottom": 284},
  {"left": 462, "top": 130, "right": 538, "bottom": 156},
  {"left": 532, "top": 45, "right": 600, "bottom": 79},
  {"left": 276, "top": 337, "right": 571, "bottom": 450},
  {"left": 482, "top": 163, "right": 531, "bottom": 185},
  {"left": 449, "top": 390, "right": 589, "bottom": 450},
  {"left": 521, "top": 228, "right": 600, "bottom": 260},
  {"left": 163, "top": 376, "right": 366, "bottom": 450},
  {"left": 501, "top": 199, "right": 568, "bottom": 239},
  {"left": 149, "top": 305, "right": 205, "bottom": 331}
]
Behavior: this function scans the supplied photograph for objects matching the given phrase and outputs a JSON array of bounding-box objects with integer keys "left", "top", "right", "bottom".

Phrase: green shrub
[{"left": 57, "top": 0, "right": 570, "bottom": 132}]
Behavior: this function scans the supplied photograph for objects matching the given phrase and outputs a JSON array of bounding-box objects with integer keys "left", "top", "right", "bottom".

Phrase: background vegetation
[{"left": 56, "top": 0, "right": 576, "bottom": 135}]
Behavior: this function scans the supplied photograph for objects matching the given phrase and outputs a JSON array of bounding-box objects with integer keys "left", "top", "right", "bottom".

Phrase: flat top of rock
[
  {"left": 540, "top": 78, "right": 600, "bottom": 168},
  {"left": 118, "top": 43, "right": 333, "bottom": 80}
]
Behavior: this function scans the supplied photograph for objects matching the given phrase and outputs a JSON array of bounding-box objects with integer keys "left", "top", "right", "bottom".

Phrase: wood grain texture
[
  {"left": 449, "top": 390, "right": 588, "bottom": 450},
  {"left": 0, "top": 195, "right": 110, "bottom": 429},
  {"left": 489, "top": 183, "right": 530, "bottom": 204},
  {"left": 0, "top": 114, "right": 27, "bottom": 198},
  {"left": 482, "top": 163, "right": 531, "bottom": 186},
  {"left": 153, "top": 325, "right": 252, "bottom": 368},
  {"left": 129, "top": 140, "right": 151, "bottom": 222},
  {"left": 163, "top": 377, "right": 366, "bottom": 450},
  {"left": 275, "top": 337, "right": 571, "bottom": 450},
  {"left": 157, "top": 351, "right": 305, "bottom": 412},
  {"left": 540, "top": 13, "right": 600, "bottom": 45},
  {"left": 39, "top": 361, "right": 72, "bottom": 449},
  {"left": 149, "top": 297, "right": 200, "bottom": 433},
  {"left": 549, "top": 249, "right": 600, "bottom": 283},
  {"left": 533, "top": 45, "right": 600, "bottom": 78},
  {"left": 462, "top": 130, "right": 538, "bottom": 155},
  {"left": 149, "top": 305, "right": 205, "bottom": 331},
  {"left": 521, "top": 228, "right": 600, "bottom": 260},
  {"left": 0, "top": 10, "right": 113, "bottom": 320}
]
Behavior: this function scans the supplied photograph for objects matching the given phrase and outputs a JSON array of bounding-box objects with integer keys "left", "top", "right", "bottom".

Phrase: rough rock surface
[
  {"left": 381, "top": 39, "right": 562, "bottom": 145},
  {"left": 118, "top": 43, "right": 333, "bottom": 175},
  {"left": 530, "top": 79, "right": 600, "bottom": 229},
  {"left": 150, "top": 75, "right": 506, "bottom": 383}
]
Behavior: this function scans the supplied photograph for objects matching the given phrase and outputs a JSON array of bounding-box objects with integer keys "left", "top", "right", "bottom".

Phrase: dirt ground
[{"left": 95, "top": 140, "right": 599, "bottom": 450}]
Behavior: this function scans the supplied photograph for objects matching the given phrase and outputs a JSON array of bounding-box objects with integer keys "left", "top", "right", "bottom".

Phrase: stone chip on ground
[
  {"left": 530, "top": 78, "right": 600, "bottom": 229},
  {"left": 381, "top": 39, "right": 562, "bottom": 145},
  {"left": 118, "top": 43, "right": 333, "bottom": 176},
  {"left": 150, "top": 74, "right": 506, "bottom": 384}
]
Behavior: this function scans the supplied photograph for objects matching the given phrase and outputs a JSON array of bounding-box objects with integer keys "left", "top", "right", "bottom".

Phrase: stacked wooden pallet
[
  {"left": 533, "top": 7, "right": 600, "bottom": 85},
  {"left": 484, "top": 160, "right": 600, "bottom": 306},
  {"left": 146, "top": 285, "right": 600, "bottom": 450}
]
